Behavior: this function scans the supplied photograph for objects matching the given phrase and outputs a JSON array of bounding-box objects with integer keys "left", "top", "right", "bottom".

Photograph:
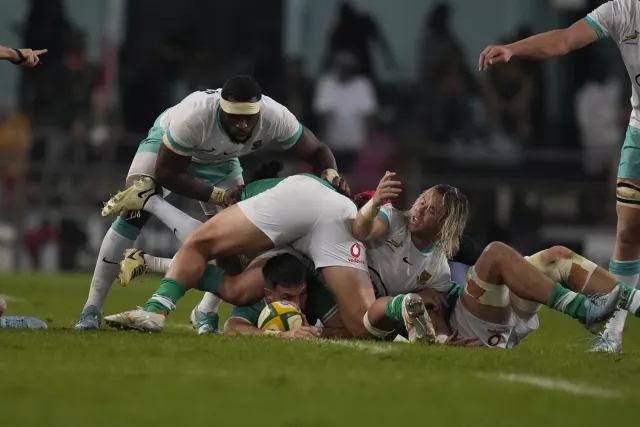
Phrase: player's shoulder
[
  {"left": 178, "top": 89, "right": 221, "bottom": 110},
  {"left": 260, "top": 95, "right": 295, "bottom": 121},
  {"left": 380, "top": 204, "right": 407, "bottom": 230}
]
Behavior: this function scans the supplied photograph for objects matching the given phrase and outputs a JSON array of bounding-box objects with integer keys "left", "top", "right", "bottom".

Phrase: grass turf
[{"left": 1, "top": 273, "right": 639, "bottom": 427}]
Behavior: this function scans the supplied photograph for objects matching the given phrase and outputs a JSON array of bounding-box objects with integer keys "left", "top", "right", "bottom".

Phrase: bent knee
[
  {"left": 479, "top": 241, "right": 512, "bottom": 264},
  {"left": 538, "top": 246, "right": 573, "bottom": 265}
]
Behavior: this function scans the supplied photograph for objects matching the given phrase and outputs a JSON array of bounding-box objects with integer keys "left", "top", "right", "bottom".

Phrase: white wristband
[
  {"left": 323, "top": 168, "right": 340, "bottom": 184},
  {"left": 208, "top": 186, "right": 226, "bottom": 205},
  {"left": 360, "top": 199, "right": 381, "bottom": 222},
  {"left": 264, "top": 330, "right": 281, "bottom": 337}
]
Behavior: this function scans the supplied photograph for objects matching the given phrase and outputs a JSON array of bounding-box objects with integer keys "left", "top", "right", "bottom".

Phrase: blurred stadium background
[{"left": 0, "top": 0, "right": 626, "bottom": 273}]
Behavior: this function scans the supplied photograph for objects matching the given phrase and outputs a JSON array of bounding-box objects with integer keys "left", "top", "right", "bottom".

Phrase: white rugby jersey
[
  {"left": 586, "top": 0, "right": 640, "bottom": 128},
  {"left": 160, "top": 89, "right": 303, "bottom": 163},
  {"left": 366, "top": 204, "right": 451, "bottom": 297}
]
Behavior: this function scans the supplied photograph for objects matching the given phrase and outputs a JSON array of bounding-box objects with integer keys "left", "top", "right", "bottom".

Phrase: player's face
[
  {"left": 219, "top": 111, "right": 260, "bottom": 143},
  {"left": 408, "top": 193, "right": 444, "bottom": 237},
  {"left": 265, "top": 283, "right": 308, "bottom": 312}
]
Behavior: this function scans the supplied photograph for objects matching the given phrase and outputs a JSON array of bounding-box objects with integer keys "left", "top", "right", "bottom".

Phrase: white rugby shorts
[{"left": 236, "top": 175, "right": 368, "bottom": 272}]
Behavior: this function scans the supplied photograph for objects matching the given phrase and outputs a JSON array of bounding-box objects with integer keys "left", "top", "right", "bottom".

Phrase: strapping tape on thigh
[
  {"left": 617, "top": 182, "right": 640, "bottom": 209},
  {"left": 464, "top": 266, "right": 510, "bottom": 307}
]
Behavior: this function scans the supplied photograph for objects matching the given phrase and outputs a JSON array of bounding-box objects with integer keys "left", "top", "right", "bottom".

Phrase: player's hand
[
  {"left": 333, "top": 175, "right": 351, "bottom": 198},
  {"left": 222, "top": 185, "right": 244, "bottom": 207},
  {"left": 11, "top": 48, "right": 47, "bottom": 67},
  {"left": 420, "top": 289, "right": 449, "bottom": 312},
  {"left": 322, "top": 170, "right": 351, "bottom": 197},
  {"left": 443, "top": 329, "right": 482, "bottom": 347},
  {"left": 279, "top": 326, "right": 322, "bottom": 339},
  {"left": 478, "top": 45, "right": 512, "bottom": 71},
  {"left": 372, "top": 171, "right": 402, "bottom": 207}
]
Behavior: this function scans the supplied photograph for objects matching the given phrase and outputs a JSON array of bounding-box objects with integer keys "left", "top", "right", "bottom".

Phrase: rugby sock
[
  {"left": 197, "top": 293, "right": 222, "bottom": 315},
  {"left": 143, "top": 194, "right": 202, "bottom": 242},
  {"left": 196, "top": 265, "right": 225, "bottom": 294},
  {"left": 385, "top": 294, "right": 405, "bottom": 322},
  {"left": 144, "top": 278, "right": 186, "bottom": 316},
  {"left": 143, "top": 254, "right": 172, "bottom": 274},
  {"left": 617, "top": 282, "right": 640, "bottom": 316},
  {"left": 546, "top": 283, "right": 588, "bottom": 321},
  {"left": 603, "top": 260, "right": 640, "bottom": 340},
  {"left": 84, "top": 218, "right": 140, "bottom": 311}
]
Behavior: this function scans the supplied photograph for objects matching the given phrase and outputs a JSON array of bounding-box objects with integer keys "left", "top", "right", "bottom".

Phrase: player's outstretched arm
[
  {"left": 478, "top": 19, "right": 598, "bottom": 71},
  {"left": 0, "top": 45, "right": 47, "bottom": 67},
  {"left": 351, "top": 171, "right": 399, "bottom": 242},
  {"left": 288, "top": 126, "right": 350, "bottom": 196},
  {"left": 224, "top": 317, "right": 321, "bottom": 339}
]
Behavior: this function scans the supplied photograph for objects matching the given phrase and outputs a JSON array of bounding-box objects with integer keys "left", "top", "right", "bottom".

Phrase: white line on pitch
[{"left": 478, "top": 372, "right": 622, "bottom": 399}]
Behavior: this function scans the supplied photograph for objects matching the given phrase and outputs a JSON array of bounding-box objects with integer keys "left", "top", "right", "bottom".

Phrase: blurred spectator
[
  {"left": 274, "top": 57, "right": 315, "bottom": 129},
  {"left": 417, "top": 2, "right": 467, "bottom": 88},
  {"left": 314, "top": 51, "right": 378, "bottom": 173},
  {"left": 481, "top": 45, "right": 533, "bottom": 143},
  {"left": 575, "top": 62, "right": 624, "bottom": 175},
  {"left": 0, "top": 105, "right": 31, "bottom": 210},
  {"left": 416, "top": 2, "right": 478, "bottom": 143},
  {"left": 24, "top": 219, "right": 58, "bottom": 268},
  {"left": 514, "top": 26, "right": 547, "bottom": 143},
  {"left": 327, "top": 1, "right": 396, "bottom": 80}
]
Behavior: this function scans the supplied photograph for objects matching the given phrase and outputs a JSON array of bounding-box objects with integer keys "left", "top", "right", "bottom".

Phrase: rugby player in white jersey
[
  {"left": 354, "top": 173, "right": 634, "bottom": 346},
  {"left": 75, "top": 75, "right": 349, "bottom": 331},
  {"left": 351, "top": 173, "right": 470, "bottom": 340},
  {"left": 478, "top": 0, "right": 640, "bottom": 352}
]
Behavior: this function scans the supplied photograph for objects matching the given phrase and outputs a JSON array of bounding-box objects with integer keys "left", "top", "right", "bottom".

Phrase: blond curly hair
[{"left": 407, "top": 184, "right": 469, "bottom": 259}]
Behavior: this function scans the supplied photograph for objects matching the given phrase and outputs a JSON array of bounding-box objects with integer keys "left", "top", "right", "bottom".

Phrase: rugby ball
[{"left": 258, "top": 301, "right": 303, "bottom": 332}]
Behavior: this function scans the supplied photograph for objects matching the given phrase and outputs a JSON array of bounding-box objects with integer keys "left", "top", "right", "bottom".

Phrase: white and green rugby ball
[{"left": 258, "top": 301, "right": 303, "bottom": 332}]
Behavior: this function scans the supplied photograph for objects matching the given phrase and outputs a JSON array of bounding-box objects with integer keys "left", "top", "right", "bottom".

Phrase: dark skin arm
[
  {"left": 155, "top": 142, "right": 216, "bottom": 203},
  {"left": 288, "top": 126, "right": 350, "bottom": 196}
]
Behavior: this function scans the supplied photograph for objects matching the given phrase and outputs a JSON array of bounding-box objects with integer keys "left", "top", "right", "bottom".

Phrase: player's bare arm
[
  {"left": 0, "top": 45, "right": 47, "bottom": 67},
  {"left": 289, "top": 127, "right": 349, "bottom": 195},
  {"left": 352, "top": 171, "right": 400, "bottom": 241},
  {"left": 156, "top": 141, "right": 238, "bottom": 206},
  {"left": 479, "top": 19, "right": 598, "bottom": 71},
  {"left": 225, "top": 317, "right": 320, "bottom": 339}
]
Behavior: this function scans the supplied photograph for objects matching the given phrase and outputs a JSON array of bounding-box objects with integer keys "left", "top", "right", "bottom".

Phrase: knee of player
[
  {"left": 481, "top": 241, "right": 510, "bottom": 261},
  {"left": 538, "top": 246, "right": 573, "bottom": 265}
]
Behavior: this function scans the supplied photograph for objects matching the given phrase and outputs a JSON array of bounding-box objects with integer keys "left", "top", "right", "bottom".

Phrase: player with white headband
[
  {"left": 478, "top": 0, "right": 640, "bottom": 353},
  {"left": 75, "top": 75, "right": 349, "bottom": 332}
]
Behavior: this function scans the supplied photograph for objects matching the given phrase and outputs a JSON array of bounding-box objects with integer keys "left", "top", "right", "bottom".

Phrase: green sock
[
  {"left": 196, "top": 265, "right": 225, "bottom": 294},
  {"left": 546, "top": 283, "right": 588, "bottom": 322},
  {"left": 385, "top": 295, "right": 405, "bottom": 322},
  {"left": 143, "top": 278, "right": 186, "bottom": 316}
]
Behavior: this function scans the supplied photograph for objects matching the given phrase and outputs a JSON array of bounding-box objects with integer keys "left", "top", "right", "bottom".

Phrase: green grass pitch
[{"left": 1, "top": 273, "right": 639, "bottom": 427}]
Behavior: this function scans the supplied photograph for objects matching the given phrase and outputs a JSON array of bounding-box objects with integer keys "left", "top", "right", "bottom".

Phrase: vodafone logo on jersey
[{"left": 348, "top": 243, "right": 365, "bottom": 265}]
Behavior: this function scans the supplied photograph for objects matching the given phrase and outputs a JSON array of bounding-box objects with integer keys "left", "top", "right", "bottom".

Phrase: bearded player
[
  {"left": 75, "top": 75, "right": 349, "bottom": 331},
  {"left": 479, "top": 0, "right": 640, "bottom": 352}
]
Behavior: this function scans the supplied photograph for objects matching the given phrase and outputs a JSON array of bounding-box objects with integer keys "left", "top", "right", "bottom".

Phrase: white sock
[
  {"left": 603, "top": 274, "right": 639, "bottom": 341},
  {"left": 143, "top": 254, "right": 172, "bottom": 273},
  {"left": 84, "top": 228, "right": 135, "bottom": 311},
  {"left": 143, "top": 195, "right": 202, "bottom": 242},
  {"left": 197, "top": 292, "right": 222, "bottom": 314}
]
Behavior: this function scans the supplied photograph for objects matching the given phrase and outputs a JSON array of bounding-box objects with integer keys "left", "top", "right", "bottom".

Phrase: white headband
[{"left": 220, "top": 98, "right": 262, "bottom": 115}]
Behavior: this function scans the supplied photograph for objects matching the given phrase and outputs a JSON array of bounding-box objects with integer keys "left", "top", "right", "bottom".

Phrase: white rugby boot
[
  {"left": 402, "top": 293, "right": 436, "bottom": 344},
  {"left": 104, "top": 308, "right": 165, "bottom": 332}
]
